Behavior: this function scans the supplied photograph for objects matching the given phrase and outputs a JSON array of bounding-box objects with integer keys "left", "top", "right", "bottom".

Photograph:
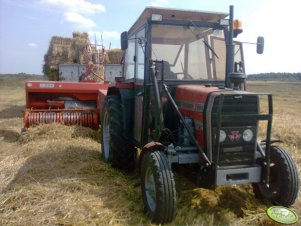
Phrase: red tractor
[
  {"left": 23, "top": 5, "right": 299, "bottom": 224},
  {"left": 99, "top": 6, "right": 299, "bottom": 223}
]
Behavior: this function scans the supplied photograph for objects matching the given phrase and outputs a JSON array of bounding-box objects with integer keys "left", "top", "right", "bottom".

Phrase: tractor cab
[{"left": 121, "top": 7, "right": 246, "bottom": 88}]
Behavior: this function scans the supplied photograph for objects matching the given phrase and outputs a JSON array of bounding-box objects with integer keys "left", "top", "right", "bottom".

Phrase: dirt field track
[{"left": 0, "top": 75, "right": 300, "bottom": 225}]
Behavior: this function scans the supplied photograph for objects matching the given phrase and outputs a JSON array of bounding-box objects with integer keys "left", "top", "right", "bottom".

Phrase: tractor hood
[
  {"left": 173, "top": 85, "right": 220, "bottom": 149},
  {"left": 174, "top": 85, "right": 219, "bottom": 113}
]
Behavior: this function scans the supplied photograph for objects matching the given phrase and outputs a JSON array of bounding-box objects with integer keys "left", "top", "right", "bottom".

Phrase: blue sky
[{"left": 0, "top": 0, "right": 300, "bottom": 75}]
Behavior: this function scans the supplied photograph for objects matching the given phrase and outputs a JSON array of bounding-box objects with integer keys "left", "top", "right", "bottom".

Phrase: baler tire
[
  {"left": 252, "top": 146, "right": 299, "bottom": 206},
  {"left": 141, "top": 150, "right": 176, "bottom": 223},
  {"left": 101, "top": 95, "right": 135, "bottom": 170}
]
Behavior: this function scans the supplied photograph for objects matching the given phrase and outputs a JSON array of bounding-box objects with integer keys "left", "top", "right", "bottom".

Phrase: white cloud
[
  {"left": 102, "top": 31, "right": 120, "bottom": 40},
  {"left": 39, "top": 0, "right": 105, "bottom": 14},
  {"left": 88, "top": 31, "right": 120, "bottom": 49},
  {"left": 64, "top": 11, "right": 96, "bottom": 29},
  {"left": 88, "top": 31, "right": 120, "bottom": 41},
  {"left": 28, "top": 43, "right": 37, "bottom": 48},
  {"left": 38, "top": 0, "right": 105, "bottom": 29},
  {"left": 150, "top": 0, "right": 169, "bottom": 7}
]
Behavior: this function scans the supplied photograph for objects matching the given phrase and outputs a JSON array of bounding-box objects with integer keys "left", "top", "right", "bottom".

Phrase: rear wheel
[
  {"left": 101, "top": 96, "right": 135, "bottom": 170},
  {"left": 141, "top": 150, "right": 176, "bottom": 223},
  {"left": 253, "top": 146, "right": 299, "bottom": 206}
]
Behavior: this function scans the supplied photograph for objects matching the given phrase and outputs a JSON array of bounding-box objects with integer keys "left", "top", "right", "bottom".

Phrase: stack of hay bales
[
  {"left": 107, "top": 49, "right": 123, "bottom": 64},
  {"left": 43, "top": 32, "right": 90, "bottom": 80},
  {"left": 44, "top": 36, "right": 73, "bottom": 67},
  {"left": 43, "top": 32, "right": 124, "bottom": 81},
  {"left": 72, "top": 32, "right": 90, "bottom": 64}
]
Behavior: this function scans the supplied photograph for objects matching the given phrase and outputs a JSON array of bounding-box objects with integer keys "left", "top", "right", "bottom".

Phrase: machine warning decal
[
  {"left": 177, "top": 101, "right": 205, "bottom": 113},
  {"left": 40, "top": 83, "right": 55, "bottom": 88}
]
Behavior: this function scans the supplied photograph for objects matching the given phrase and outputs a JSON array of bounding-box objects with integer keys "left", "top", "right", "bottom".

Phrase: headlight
[
  {"left": 243, "top": 129, "right": 253, "bottom": 142},
  {"left": 219, "top": 130, "right": 226, "bottom": 143}
]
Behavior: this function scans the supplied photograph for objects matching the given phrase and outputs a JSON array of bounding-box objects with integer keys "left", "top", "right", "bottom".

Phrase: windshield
[{"left": 151, "top": 24, "right": 226, "bottom": 80}]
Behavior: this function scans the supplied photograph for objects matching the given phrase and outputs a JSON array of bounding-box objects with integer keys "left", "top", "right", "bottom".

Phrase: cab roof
[{"left": 129, "top": 7, "right": 228, "bottom": 34}]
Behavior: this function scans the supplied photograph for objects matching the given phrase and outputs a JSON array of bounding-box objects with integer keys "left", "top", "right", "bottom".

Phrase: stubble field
[{"left": 0, "top": 75, "right": 300, "bottom": 225}]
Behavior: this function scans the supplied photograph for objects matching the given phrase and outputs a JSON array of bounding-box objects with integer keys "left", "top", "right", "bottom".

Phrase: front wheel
[
  {"left": 253, "top": 146, "right": 299, "bottom": 206},
  {"left": 141, "top": 150, "right": 176, "bottom": 223}
]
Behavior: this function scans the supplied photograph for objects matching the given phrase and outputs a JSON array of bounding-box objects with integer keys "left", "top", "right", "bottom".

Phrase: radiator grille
[{"left": 211, "top": 94, "right": 259, "bottom": 166}]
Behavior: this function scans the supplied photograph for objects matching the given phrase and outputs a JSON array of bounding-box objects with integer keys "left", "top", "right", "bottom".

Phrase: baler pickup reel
[{"left": 23, "top": 81, "right": 109, "bottom": 130}]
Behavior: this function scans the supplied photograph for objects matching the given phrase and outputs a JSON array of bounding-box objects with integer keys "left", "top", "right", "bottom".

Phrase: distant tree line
[{"left": 247, "top": 72, "right": 301, "bottom": 81}]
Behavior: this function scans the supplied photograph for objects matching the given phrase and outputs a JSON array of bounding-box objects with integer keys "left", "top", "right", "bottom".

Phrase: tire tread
[
  {"left": 101, "top": 96, "right": 135, "bottom": 170},
  {"left": 253, "top": 146, "right": 299, "bottom": 206},
  {"left": 141, "top": 150, "right": 176, "bottom": 223}
]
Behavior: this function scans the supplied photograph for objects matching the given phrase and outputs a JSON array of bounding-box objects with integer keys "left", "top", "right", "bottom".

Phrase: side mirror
[
  {"left": 121, "top": 31, "right": 128, "bottom": 50},
  {"left": 257, "top": 36, "right": 264, "bottom": 54}
]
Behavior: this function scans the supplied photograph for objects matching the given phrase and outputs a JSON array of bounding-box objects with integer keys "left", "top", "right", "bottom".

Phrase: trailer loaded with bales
[{"left": 23, "top": 6, "right": 299, "bottom": 224}]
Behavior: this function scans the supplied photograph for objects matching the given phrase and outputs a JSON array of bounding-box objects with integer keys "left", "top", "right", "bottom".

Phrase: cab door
[
  {"left": 132, "top": 28, "right": 146, "bottom": 145},
  {"left": 211, "top": 36, "right": 245, "bottom": 81}
]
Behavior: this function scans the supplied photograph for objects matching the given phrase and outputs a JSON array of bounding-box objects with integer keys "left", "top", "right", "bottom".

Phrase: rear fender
[
  {"left": 97, "top": 86, "right": 124, "bottom": 118},
  {"left": 98, "top": 84, "right": 135, "bottom": 139},
  {"left": 97, "top": 88, "right": 108, "bottom": 120}
]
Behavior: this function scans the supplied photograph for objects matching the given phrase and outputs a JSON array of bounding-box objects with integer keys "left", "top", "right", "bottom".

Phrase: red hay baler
[{"left": 23, "top": 81, "right": 108, "bottom": 130}]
